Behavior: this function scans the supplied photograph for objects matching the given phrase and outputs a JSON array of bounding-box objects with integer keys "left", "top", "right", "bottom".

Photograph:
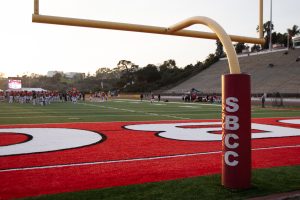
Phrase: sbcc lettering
[{"left": 224, "top": 97, "right": 239, "bottom": 167}]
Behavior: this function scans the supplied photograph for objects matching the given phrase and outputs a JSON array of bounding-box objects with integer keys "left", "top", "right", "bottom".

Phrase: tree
[
  {"left": 73, "top": 73, "right": 85, "bottom": 81},
  {"left": 287, "top": 25, "right": 300, "bottom": 48},
  {"left": 183, "top": 64, "right": 194, "bottom": 71},
  {"left": 115, "top": 60, "right": 138, "bottom": 77},
  {"left": 276, "top": 32, "right": 287, "bottom": 47},
  {"left": 268, "top": 31, "right": 281, "bottom": 46},
  {"left": 30, "top": 73, "right": 41, "bottom": 79},
  {"left": 117, "top": 60, "right": 139, "bottom": 73},
  {"left": 194, "top": 61, "right": 203, "bottom": 70},
  {"left": 251, "top": 44, "right": 261, "bottom": 52},
  {"left": 51, "top": 73, "right": 62, "bottom": 82},
  {"left": 257, "top": 21, "right": 274, "bottom": 37},
  {"left": 136, "top": 64, "right": 161, "bottom": 83},
  {"left": 96, "top": 67, "right": 113, "bottom": 79},
  {"left": 115, "top": 60, "right": 139, "bottom": 88},
  {"left": 234, "top": 42, "right": 246, "bottom": 54},
  {"left": 204, "top": 54, "right": 218, "bottom": 66},
  {"left": 287, "top": 25, "right": 300, "bottom": 38},
  {"left": 215, "top": 39, "right": 225, "bottom": 58},
  {"left": 159, "top": 59, "right": 177, "bottom": 72},
  {"left": 257, "top": 21, "right": 274, "bottom": 49}
]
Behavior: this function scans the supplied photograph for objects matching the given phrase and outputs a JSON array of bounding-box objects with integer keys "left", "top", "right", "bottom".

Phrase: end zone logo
[
  {"left": 0, "top": 118, "right": 299, "bottom": 157},
  {"left": 0, "top": 117, "right": 300, "bottom": 199}
]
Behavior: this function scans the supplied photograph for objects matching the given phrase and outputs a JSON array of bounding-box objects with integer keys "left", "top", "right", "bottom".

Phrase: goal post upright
[
  {"left": 259, "top": 0, "right": 264, "bottom": 39},
  {"left": 34, "top": 0, "right": 39, "bottom": 15}
]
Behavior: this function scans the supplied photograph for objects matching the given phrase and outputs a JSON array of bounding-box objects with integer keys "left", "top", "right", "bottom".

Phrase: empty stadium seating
[{"left": 165, "top": 49, "right": 300, "bottom": 94}]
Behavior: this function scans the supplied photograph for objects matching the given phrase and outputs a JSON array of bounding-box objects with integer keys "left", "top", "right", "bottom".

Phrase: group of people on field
[
  {"left": 182, "top": 94, "right": 220, "bottom": 103},
  {"left": 89, "top": 91, "right": 109, "bottom": 102},
  {"left": 3, "top": 90, "right": 85, "bottom": 106},
  {"left": 140, "top": 93, "right": 161, "bottom": 103}
]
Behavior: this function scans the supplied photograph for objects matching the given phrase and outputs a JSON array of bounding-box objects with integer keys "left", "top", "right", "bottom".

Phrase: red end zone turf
[{"left": 0, "top": 117, "right": 300, "bottom": 199}]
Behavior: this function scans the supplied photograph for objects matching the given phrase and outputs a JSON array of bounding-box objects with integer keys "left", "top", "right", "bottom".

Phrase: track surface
[{"left": 0, "top": 117, "right": 300, "bottom": 199}]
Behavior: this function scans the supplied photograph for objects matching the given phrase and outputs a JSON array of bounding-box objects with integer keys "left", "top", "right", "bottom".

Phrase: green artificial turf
[
  {"left": 23, "top": 165, "right": 300, "bottom": 200},
  {"left": 0, "top": 100, "right": 299, "bottom": 125}
]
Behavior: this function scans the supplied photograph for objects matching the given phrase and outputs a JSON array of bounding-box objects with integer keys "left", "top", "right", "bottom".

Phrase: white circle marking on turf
[
  {"left": 125, "top": 121, "right": 300, "bottom": 141},
  {"left": 279, "top": 119, "right": 300, "bottom": 125},
  {"left": 0, "top": 128, "right": 102, "bottom": 156}
]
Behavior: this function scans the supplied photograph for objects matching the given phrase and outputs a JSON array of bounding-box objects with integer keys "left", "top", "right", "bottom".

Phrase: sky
[{"left": 0, "top": 0, "right": 299, "bottom": 77}]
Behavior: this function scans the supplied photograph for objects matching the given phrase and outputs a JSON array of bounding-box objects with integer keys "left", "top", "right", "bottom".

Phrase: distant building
[
  {"left": 65, "top": 72, "right": 85, "bottom": 79},
  {"left": 292, "top": 35, "right": 300, "bottom": 48},
  {"left": 47, "top": 71, "right": 63, "bottom": 77},
  {"left": 47, "top": 71, "right": 85, "bottom": 79}
]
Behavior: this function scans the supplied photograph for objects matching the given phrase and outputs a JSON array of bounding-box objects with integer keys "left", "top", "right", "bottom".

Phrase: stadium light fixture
[{"left": 269, "top": 0, "right": 273, "bottom": 51}]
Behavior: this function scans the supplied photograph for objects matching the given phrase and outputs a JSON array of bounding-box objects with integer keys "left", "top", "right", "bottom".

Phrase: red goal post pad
[{"left": 222, "top": 73, "right": 251, "bottom": 189}]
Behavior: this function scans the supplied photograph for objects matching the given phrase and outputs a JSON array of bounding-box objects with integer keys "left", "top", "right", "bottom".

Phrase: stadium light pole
[
  {"left": 269, "top": 0, "right": 273, "bottom": 51},
  {"left": 287, "top": 32, "right": 290, "bottom": 49}
]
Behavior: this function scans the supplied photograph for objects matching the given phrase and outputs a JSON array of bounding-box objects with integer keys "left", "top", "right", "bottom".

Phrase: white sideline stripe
[{"left": 1, "top": 144, "right": 299, "bottom": 173}]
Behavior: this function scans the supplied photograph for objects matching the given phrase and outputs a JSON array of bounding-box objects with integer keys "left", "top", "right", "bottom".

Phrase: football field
[
  {"left": 0, "top": 99, "right": 300, "bottom": 199},
  {"left": 0, "top": 99, "right": 299, "bottom": 124}
]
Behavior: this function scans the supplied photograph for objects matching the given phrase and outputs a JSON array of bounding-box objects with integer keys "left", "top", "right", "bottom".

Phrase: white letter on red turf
[{"left": 124, "top": 120, "right": 300, "bottom": 141}]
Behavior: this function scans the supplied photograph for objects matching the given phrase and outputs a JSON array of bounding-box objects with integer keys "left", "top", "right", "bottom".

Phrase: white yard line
[
  {"left": 79, "top": 102, "right": 190, "bottom": 120},
  {"left": 1, "top": 144, "right": 299, "bottom": 173},
  {"left": 179, "top": 106, "right": 198, "bottom": 108},
  {"left": 113, "top": 99, "right": 222, "bottom": 107}
]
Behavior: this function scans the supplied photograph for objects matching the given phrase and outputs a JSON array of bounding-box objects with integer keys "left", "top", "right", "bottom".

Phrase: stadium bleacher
[{"left": 165, "top": 49, "right": 300, "bottom": 95}]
